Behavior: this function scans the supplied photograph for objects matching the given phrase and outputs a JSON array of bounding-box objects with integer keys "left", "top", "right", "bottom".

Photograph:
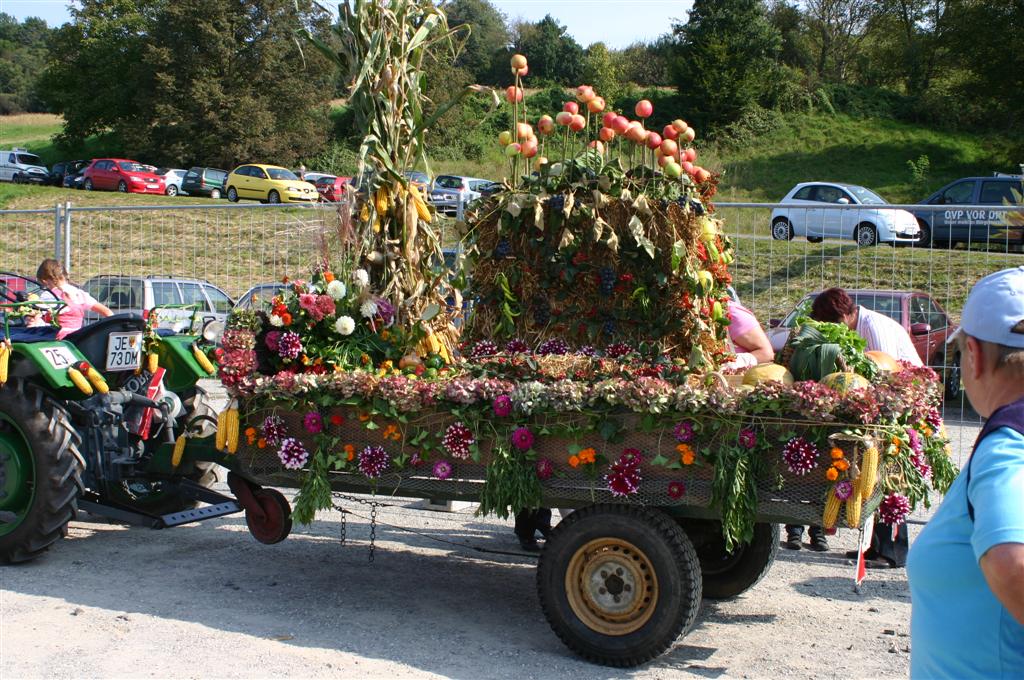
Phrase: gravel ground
[{"left": 1, "top": 418, "right": 979, "bottom": 680}]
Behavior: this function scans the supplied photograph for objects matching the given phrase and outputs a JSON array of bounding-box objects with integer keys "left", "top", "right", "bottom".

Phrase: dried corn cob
[
  {"left": 172, "top": 434, "right": 187, "bottom": 467},
  {"left": 67, "top": 367, "right": 93, "bottom": 396},
  {"left": 215, "top": 409, "right": 227, "bottom": 451},
  {"left": 225, "top": 404, "right": 239, "bottom": 455},
  {"left": 192, "top": 343, "right": 215, "bottom": 375},
  {"left": 0, "top": 341, "right": 9, "bottom": 384},
  {"left": 859, "top": 444, "right": 879, "bottom": 500},
  {"left": 822, "top": 489, "right": 842, "bottom": 529},
  {"left": 845, "top": 478, "right": 863, "bottom": 527},
  {"left": 409, "top": 185, "right": 432, "bottom": 223},
  {"left": 147, "top": 352, "right": 159, "bottom": 373}
]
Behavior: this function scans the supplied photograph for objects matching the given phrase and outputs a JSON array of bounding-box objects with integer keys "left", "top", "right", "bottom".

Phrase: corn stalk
[{"left": 299, "top": 0, "right": 491, "bottom": 351}]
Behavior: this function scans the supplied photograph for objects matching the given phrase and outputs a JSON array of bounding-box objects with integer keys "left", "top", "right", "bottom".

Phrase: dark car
[
  {"left": 912, "top": 174, "right": 1024, "bottom": 248},
  {"left": 47, "top": 160, "right": 89, "bottom": 187},
  {"left": 64, "top": 165, "right": 89, "bottom": 190},
  {"left": 180, "top": 167, "right": 228, "bottom": 199},
  {"left": 767, "top": 289, "right": 961, "bottom": 397}
]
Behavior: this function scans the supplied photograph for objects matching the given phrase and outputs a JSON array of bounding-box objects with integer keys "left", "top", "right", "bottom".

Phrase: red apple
[
  {"left": 683, "top": 127, "right": 696, "bottom": 142},
  {"left": 569, "top": 114, "right": 586, "bottom": 132},
  {"left": 599, "top": 127, "right": 615, "bottom": 142},
  {"left": 671, "top": 119, "right": 688, "bottom": 132},
  {"left": 521, "top": 138, "right": 539, "bottom": 158},
  {"left": 660, "top": 139, "right": 678, "bottom": 157},
  {"left": 682, "top": 160, "right": 694, "bottom": 174},
  {"left": 505, "top": 86, "right": 523, "bottom": 103},
  {"left": 511, "top": 54, "right": 528, "bottom": 71},
  {"left": 602, "top": 111, "right": 618, "bottom": 128},
  {"left": 537, "top": 115, "right": 555, "bottom": 135},
  {"left": 516, "top": 122, "right": 533, "bottom": 140},
  {"left": 645, "top": 132, "right": 662, "bottom": 150},
  {"left": 588, "top": 140, "right": 604, "bottom": 154},
  {"left": 563, "top": 101, "right": 579, "bottom": 115},
  {"left": 576, "top": 85, "right": 595, "bottom": 103},
  {"left": 634, "top": 99, "right": 653, "bottom": 118},
  {"left": 498, "top": 130, "right": 512, "bottom": 147},
  {"left": 555, "top": 111, "right": 573, "bottom": 126},
  {"left": 657, "top": 154, "right": 669, "bottom": 168},
  {"left": 515, "top": 65, "right": 529, "bottom": 76},
  {"left": 587, "top": 96, "right": 605, "bottom": 114},
  {"left": 504, "top": 143, "right": 522, "bottom": 157},
  {"left": 684, "top": 147, "right": 696, "bottom": 163},
  {"left": 695, "top": 167, "right": 710, "bottom": 183},
  {"left": 626, "top": 122, "right": 647, "bottom": 143},
  {"left": 611, "top": 115, "right": 630, "bottom": 134}
]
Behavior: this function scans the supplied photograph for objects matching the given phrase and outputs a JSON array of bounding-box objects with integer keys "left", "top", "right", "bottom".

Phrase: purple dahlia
[
  {"left": 782, "top": 437, "right": 820, "bottom": 476},
  {"left": 442, "top": 422, "right": 475, "bottom": 460},
  {"left": 303, "top": 411, "right": 323, "bottom": 434},
  {"left": 432, "top": 459, "right": 453, "bottom": 481},
  {"left": 511, "top": 426, "right": 535, "bottom": 451},
  {"left": 358, "top": 445, "right": 390, "bottom": 478},
  {"left": 277, "top": 331, "right": 303, "bottom": 360},
  {"left": 878, "top": 493, "right": 911, "bottom": 525},
  {"left": 278, "top": 438, "right": 309, "bottom": 470},
  {"left": 261, "top": 415, "right": 287, "bottom": 446}
]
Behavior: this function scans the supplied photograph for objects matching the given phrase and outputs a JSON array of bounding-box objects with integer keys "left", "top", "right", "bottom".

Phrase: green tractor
[{"left": 0, "top": 271, "right": 258, "bottom": 563}]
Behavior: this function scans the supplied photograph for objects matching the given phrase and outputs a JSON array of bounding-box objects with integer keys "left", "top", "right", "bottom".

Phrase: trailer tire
[
  {"left": 676, "top": 519, "right": 778, "bottom": 600},
  {"left": 0, "top": 378, "right": 84, "bottom": 564},
  {"left": 537, "top": 504, "right": 702, "bottom": 667}
]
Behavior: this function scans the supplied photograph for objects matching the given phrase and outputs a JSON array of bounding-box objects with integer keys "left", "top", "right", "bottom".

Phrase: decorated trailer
[{"left": 0, "top": 10, "right": 956, "bottom": 669}]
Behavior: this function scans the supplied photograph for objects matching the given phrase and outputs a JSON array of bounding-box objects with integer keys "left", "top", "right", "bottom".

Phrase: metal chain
[
  {"left": 339, "top": 506, "right": 346, "bottom": 546},
  {"left": 369, "top": 503, "right": 378, "bottom": 563},
  {"left": 332, "top": 492, "right": 383, "bottom": 563}
]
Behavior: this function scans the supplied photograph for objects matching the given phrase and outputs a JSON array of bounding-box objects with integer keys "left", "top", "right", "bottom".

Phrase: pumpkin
[
  {"left": 743, "top": 363, "right": 795, "bottom": 387},
  {"left": 821, "top": 371, "right": 871, "bottom": 394},
  {"left": 865, "top": 350, "right": 900, "bottom": 372}
]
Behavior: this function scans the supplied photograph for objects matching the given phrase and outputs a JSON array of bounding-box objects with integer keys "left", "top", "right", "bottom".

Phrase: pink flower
[
  {"left": 834, "top": 480, "right": 854, "bottom": 501},
  {"left": 511, "top": 426, "right": 534, "bottom": 451},
  {"left": 433, "top": 459, "right": 453, "bottom": 480},
  {"left": 299, "top": 293, "right": 323, "bottom": 321},
  {"left": 782, "top": 437, "right": 819, "bottom": 476},
  {"left": 673, "top": 421, "right": 694, "bottom": 443},
  {"left": 667, "top": 481, "right": 686, "bottom": 500},
  {"left": 276, "top": 332, "right": 303, "bottom": 360},
  {"left": 493, "top": 395, "right": 513, "bottom": 417},
  {"left": 442, "top": 422, "right": 475, "bottom": 460},
  {"left": 316, "top": 294, "right": 336, "bottom": 318},
  {"left": 303, "top": 411, "right": 323, "bottom": 434},
  {"left": 878, "top": 493, "right": 911, "bottom": 525},
  {"left": 278, "top": 438, "right": 309, "bottom": 470},
  {"left": 265, "top": 331, "right": 281, "bottom": 351},
  {"left": 738, "top": 427, "right": 757, "bottom": 450},
  {"left": 605, "top": 448, "right": 643, "bottom": 497},
  {"left": 535, "top": 458, "right": 554, "bottom": 480},
  {"left": 358, "top": 445, "right": 390, "bottom": 478}
]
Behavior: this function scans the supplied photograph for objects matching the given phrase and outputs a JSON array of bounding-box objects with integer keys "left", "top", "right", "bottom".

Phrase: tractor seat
[{"left": 0, "top": 326, "right": 59, "bottom": 343}]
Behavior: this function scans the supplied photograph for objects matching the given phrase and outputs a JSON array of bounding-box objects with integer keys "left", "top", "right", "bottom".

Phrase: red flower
[
  {"left": 330, "top": 414, "right": 344, "bottom": 426},
  {"left": 667, "top": 481, "right": 686, "bottom": 500}
]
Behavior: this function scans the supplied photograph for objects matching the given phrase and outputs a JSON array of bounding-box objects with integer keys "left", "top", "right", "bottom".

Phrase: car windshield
[
  {"left": 315, "top": 176, "right": 337, "bottom": 185},
  {"left": 118, "top": 161, "right": 149, "bottom": 173},
  {"left": 435, "top": 176, "right": 463, "bottom": 190},
  {"left": 846, "top": 186, "right": 886, "bottom": 205},
  {"left": 469, "top": 180, "right": 492, "bottom": 190},
  {"left": 266, "top": 168, "right": 299, "bottom": 181},
  {"left": 782, "top": 292, "right": 901, "bottom": 326},
  {"left": 404, "top": 171, "right": 429, "bottom": 183},
  {"left": 15, "top": 154, "right": 41, "bottom": 165}
]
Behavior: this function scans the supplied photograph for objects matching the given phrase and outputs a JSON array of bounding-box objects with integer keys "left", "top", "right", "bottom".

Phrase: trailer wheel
[
  {"left": 0, "top": 378, "right": 84, "bottom": 563},
  {"left": 676, "top": 519, "right": 778, "bottom": 600},
  {"left": 245, "top": 488, "right": 292, "bottom": 545},
  {"left": 537, "top": 504, "right": 701, "bottom": 667}
]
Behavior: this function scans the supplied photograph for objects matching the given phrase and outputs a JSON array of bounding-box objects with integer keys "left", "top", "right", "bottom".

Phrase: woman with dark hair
[
  {"left": 36, "top": 258, "right": 112, "bottom": 339},
  {"left": 787, "top": 287, "right": 922, "bottom": 564}
]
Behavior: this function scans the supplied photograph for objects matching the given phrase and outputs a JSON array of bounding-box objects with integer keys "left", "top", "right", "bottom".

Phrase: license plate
[
  {"left": 147, "top": 184, "right": 158, "bottom": 189},
  {"left": 106, "top": 332, "right": 143, "bottom": 371}
]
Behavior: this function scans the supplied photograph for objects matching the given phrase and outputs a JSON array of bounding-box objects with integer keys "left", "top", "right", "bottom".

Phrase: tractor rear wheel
[{"left": 0, "top": 378, "right": 84, "bottom": 563}]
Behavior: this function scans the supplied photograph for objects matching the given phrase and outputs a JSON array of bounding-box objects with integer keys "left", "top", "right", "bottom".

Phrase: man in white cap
[{"left": 907, "top": 267, "right": 1024, "bottom": 678}]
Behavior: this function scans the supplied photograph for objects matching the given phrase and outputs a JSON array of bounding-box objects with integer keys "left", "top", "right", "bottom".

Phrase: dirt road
[{"left": 4, "top": 493, "right": 920, "bottom": 680}]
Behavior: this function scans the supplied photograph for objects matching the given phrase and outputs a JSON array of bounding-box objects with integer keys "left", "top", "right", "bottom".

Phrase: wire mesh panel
[{"left": 0, "top": 206, "right": 61, "bottom": 277}]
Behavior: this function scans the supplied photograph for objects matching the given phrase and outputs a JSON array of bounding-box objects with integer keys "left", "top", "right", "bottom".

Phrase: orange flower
[
  {"left": 830, "top": 447, "right": 844, "bottom": 460},
  {"left": 568, "top": 455, "right": 580, "bottom": 468},
  {"left": 380, "top": 330, "right": 391, "bottom": 341},
  {"left": 891, "top": 436, "right": 901, "bottom": 447},
  {"left": 360, "top": 353, "right": 371, "bottom": 365},
  {"left": 358, "top": 412, "right": 370, "bottom": 422},
  {"left": 921, "top": 425, "right": 933, "bottom": 438},
  {"left": 344, "top": 444, "right": 355, "bottom": 461},
  {"left": 677, "top": 443, "right": 696, "bottom": 465},
  {"left": 281, "top": 312, "right": 292, "bottom": 326},
  {"left": 834, "top": 459, "right": 850, "bottom": 471},
  {"left": 826, "top": 467, "right": 839, "bottom": 481},
  {"left": 257, "top": 438, "right": 267, "bottom": 449},
  {"left": 324, "top": 271, "right": 335, "bottom": 283},
  {"left": 577, "top": 447, "right": 596, "bottom": 464},
  {"left": 244, "top": 427, "right": 257, "bottom": 437}
]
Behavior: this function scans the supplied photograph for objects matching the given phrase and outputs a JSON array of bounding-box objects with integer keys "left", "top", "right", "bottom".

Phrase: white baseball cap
[{"left": 952, "top": 266, "right": 1024, "bottom": 348}]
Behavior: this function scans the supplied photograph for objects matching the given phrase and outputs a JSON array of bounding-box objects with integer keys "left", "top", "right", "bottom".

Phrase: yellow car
[{"left": 224, "top": 164, "right": 319, "bottom": 204}]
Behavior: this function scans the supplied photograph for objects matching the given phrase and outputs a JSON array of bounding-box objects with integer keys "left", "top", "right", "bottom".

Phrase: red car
[
  {"left": 766, "top": 289, "right": 961, "bottom": 397},
  {"left": 83, "top": 158, "right": 166, "bottom": 194},
  {"left": 314, "top": 175, "right": 352, "bottom": 203}
]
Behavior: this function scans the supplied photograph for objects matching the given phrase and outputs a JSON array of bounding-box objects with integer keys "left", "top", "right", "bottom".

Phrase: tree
[
  {"left": 0, "top": 14, "right": 54, "bottom": 114},
  {"left": 614, "top": 38, "right": 674, "bottom": 87},
  {"left": 766, "top": 0, "right": 813, "bottom": 73},
  {"left": 40, "top": 0, "right": 334, "bottom": 167},
  {"left": 581, "top": 42, "right": 620, "bottom": 102},
  {"left": 445, "top": 0, "right": 510, "bottom": 84},
  {"left": 670, "top": 0, "right": 782, "bottom": 129},
  {"left": 804, "top": 0, "right": 873, "bottom": 82},
  {"left": 510, "top": 15, "right": 584, "bottom": 85}
]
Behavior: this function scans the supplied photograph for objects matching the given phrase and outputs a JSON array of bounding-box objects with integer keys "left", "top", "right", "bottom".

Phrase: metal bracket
[{"left": 160, "top": 501, "right": 241, "bottom": 527}]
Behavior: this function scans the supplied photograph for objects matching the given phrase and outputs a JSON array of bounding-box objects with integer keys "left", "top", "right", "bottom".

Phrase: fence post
[
  {"left": 63, "top": 201, "right": 72, "bottom": 273},
  {"left": 53, "top": 203, "right": 63, "bottom": 261}
]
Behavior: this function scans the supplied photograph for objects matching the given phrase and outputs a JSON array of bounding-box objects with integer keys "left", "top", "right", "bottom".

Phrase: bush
[{"left": 820, "top": 83, "right": 914, "bottom": 120}]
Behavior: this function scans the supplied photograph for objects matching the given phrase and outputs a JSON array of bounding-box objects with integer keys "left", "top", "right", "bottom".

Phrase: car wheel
[
  {"left": 945, "top": 352, "right": 962, "bottom": 401},
  {"left": 267, "top": 190, "right": 281, "bottom": 204},
  {"left": 84, "top": 178, "right": 94, "bottom": 191},
  {"left": 807, "top": 236, "right": 824, "bottom": 244},
  {"left": 165, "top": 184, "right": 178, "bottom": 197},
  {"left": 210, "top": 189, "right": 221, "bottom": 199},
  {"left": 771, "top": 218, "right": 793, "bottom": 241},
  {"left": 117, "top": 180, "right": 128, "bottom": 193},
  {"left": 916, "top": 221, "right": 932, "bottom": 248},
  {"left": 227, "top": 186, "right": 238, "bottom": 202},
  {"left": 854, "top": 222, "right": 878, "bottom": 247}
]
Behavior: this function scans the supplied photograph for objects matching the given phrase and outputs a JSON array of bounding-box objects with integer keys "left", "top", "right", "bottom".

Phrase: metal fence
[{"left": 2, "top": 199, "right": 1019, "bottom": 465}]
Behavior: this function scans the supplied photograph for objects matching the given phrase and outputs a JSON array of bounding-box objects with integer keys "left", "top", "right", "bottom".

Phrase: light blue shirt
[{"left": 908, "top": 427, "right": 1024, "bottom": 679}]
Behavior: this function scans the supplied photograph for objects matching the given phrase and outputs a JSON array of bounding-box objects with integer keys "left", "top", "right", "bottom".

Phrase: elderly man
[
  {"left": 908, "top": 267, "right": 1024, "bottom": 677},
  {"left": 785, "top": 287, "right": 924, "bottom": 555}
]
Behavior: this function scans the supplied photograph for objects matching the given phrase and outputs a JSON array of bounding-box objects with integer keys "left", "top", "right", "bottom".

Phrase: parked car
[
  {"left": 476, "top": 181, "right": 503, "bottom": 198},
  {"left": 766, "top": 289, "right": 960, "bottom": 397},
  {"left": 180, "top": 167, "right": 228, "bottom": 199},
  {"left": 301, "top": 171, "right": 334, "bottom": 185},
  {"left": 0, "top": 148, "right": 48, "bottom": 184},
  {"left": 64, "top": 167, "right": 88, "bottom": 190},
  {"left": 911, "top": 174, "right": 1024, "bottom": 248},
  {"left": 429, "top": 175, "right": 492, "bottom": 216},
  {"left": 234, "top": 282, "right": 289, "bottom": 312},
  {"left": 770, "top": 182, "right": 920, "bottom": 246},
  {"left": 314, "top": 175, "right": 352, "bottom": 203},
  {"left": 83, "top": 159, "right": 166, "bottom": 194},
  {"left": 403, "top": 170, "right": 431, "bottom": 194},
  {"left": 47, "top": 159, "right": 89, "bottom": 187},
  {"left": 82, "top": 275, "right": 234, "bottom": 333},
  {"left": 224, "top": 164, "right": 318, "bottom": 204},
  {"left": 156, "top": 168, "right": 189, "bottom": 197}
]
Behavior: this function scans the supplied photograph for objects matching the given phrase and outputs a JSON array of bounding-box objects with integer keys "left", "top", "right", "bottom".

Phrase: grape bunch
[
  {"left": 599, "top": 267, "right": 616, "bottom": 296},
  {"left": 493, "top": 237, "right": 512, "bottom": 259},
  {"left": 532, "top": 296, "right": 551, "bottom": 326}
]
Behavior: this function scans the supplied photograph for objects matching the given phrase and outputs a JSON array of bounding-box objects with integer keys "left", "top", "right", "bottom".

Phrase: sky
[{"left": 2, "top": 0, "right": 693, "bottom": 49}]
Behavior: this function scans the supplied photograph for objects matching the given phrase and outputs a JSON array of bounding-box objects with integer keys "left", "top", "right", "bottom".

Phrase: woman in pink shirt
[
  {"left": 723, "top": 290, "right": 775, "bottom": 370},
  {"left": 36, "top": 259, "right": 113, "bottom": 339}
]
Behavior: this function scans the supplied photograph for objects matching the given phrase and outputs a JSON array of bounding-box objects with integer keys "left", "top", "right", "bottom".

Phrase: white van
[{"left": 0, "top": 148, "right": 49, "bottom": 184}]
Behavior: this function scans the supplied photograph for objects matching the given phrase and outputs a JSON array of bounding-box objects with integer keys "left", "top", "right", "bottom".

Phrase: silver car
[
  {"left": 156, "top": 168, "right": 189, "bottom": 197},
  {"left": 770, "top": 182, "right": 920, "bottom": 246},
  {"left": 83, "top": 275, "right": 234, "bottom": 333},
  {"left": 429, "top": 175, "right": 493, "bottom": 216}
]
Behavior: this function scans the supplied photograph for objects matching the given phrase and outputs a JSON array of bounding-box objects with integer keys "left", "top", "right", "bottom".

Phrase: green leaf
[
  {"left": 672, "top": 239, "right": 686, "bottom": 272},
  {"left": 420, "top": 303, "right": 440, "bottom": 321}
]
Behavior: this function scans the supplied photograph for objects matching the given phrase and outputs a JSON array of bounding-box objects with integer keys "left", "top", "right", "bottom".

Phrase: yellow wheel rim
[{"left": 564, "top": 537, "right": 659, "bottom": 636}]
